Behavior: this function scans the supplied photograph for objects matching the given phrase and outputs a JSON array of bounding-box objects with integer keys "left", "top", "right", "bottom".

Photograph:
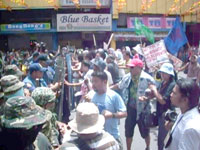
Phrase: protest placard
[
  {"left": 142, "top": 40, "right": 170, "bottom": 72},
  {"left": 167, "top": 52, "right": 183, "bottom": 70}
]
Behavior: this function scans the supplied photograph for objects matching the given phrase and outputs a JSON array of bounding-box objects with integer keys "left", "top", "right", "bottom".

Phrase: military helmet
[
  {"left": 0, "top": 75, "right": 24, "bottom": 93},
  {"left": 31, "top": 87, "right": 56, "bottom": 107},
  {"left": 1, "top": 96, "right": 52, "bottom": 129}
]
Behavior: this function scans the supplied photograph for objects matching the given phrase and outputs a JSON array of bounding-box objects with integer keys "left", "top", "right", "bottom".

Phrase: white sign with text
[
  {"left": 57, "top": 14, "right": 112, "bottom": 32},
  {"left": 142, "top": 40, "right": 170, "bottom": 72}
]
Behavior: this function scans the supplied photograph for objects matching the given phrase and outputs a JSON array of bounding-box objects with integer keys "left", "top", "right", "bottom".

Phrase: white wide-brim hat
[{"left": 68, "top": 102, "right": 105, "bottom": 134}]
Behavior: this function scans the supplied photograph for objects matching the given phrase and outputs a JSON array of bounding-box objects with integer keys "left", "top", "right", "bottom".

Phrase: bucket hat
[
  {"left": 31, "top": 87, "right": 56, "bottom": 107},
  {"left": 4, "top": 64, "right": 24, "bottom": 78},
  {"left": 68, "top": 102, "right": 105, "bottom": 134},
  {"left": 1, "top": 96, "right": 52, "bottom": 129},
  {"left": 0, "top": 75, "right": 24, "bottom": 93},
  {"left": 159, "top": 63, "right": 174, "bottom": 76}
]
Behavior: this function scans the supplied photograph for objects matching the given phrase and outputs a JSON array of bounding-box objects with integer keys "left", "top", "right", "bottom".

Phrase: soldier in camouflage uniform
[
  {"left": 4, "top": 64, "right": 24, "bottom": 79},
  {"left": 31, "top": 87, "right": 60, "bottom": 148},
  {"left": 0, "top": 96, "right": 53, "bottom": 150},
  {"left": 0, "top": 75, "right": 25, "bottom": 101},
  {"left": 0, "top": 75, "right": 25, "bottom": 117}
]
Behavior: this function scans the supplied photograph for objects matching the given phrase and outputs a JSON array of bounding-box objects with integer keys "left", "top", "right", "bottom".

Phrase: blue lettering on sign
[
  {"left": 60, "top": 15, "right": 80, "bottom": 23},
  {"left": 149, "top": 20, "right": 161, "bottom": 27},
  {"left": 167, "top": 20, "right": 175, "bottom": 27},
  {"left": 81, "top": 15, "right": 109, "bottom": 25}
]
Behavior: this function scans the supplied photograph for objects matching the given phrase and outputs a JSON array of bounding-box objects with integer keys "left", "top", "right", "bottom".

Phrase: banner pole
[
  {"left": 93, "top": 34, "right": 97, "bottom": 48},
  {"left": 107, "top": 33, "right": 114, "bottom": 48}
]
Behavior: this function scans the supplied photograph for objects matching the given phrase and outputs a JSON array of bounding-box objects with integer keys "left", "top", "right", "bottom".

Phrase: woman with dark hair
[
  {"left": 165, "top": 78, "right": 200, "bottom": 150},
  {"left": 148, "top": 63, "right": 176, "bottom": 150}
]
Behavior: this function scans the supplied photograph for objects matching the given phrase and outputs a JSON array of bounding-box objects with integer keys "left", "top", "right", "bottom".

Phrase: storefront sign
[
  {"left": 0, "top": 23, "right": 51, "bottom": 31},
  {"left": 127, "top": 17, "right": 176, "bottom": 29},
  {"left": 142, "top": 40, "right": 170, "bottom": 72},
  {"left": 60, "top": 0, "right": 110, "bottom": 7},
  {"left": 57, "top": 14, "right": 112, "bottom": 32}
]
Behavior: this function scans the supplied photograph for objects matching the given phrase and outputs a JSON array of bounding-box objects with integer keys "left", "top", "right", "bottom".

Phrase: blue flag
[{"left": 164, "top": 17, "right": 188, "bottom": 55}]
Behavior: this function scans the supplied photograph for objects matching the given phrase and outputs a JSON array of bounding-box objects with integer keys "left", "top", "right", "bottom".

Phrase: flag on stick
[
  {"left": 164, "top": 17, "right": 188, "bottom": 55},
  {"left": 134, "top": 18, "right": 155, "bottom": 43}
]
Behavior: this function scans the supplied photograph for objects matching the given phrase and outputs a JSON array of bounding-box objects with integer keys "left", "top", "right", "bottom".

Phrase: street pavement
[{"left": 119, "top": 118, "right": 158, "bottom": 150}]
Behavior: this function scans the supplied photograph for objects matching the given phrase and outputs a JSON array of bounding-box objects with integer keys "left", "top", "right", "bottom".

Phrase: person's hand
[
  {"left": 102, "top": 110, "right": 113, "bottom": 119},
  {"left": 24, "top": 88, "right": 30, "bottom": 97},
  {"left": 165, "top": 121, "right": 174, "bottom": 131},
  {"left": 138, "top": 96, "right": 148, "bottom": 101},
  {"left": 57, "top": 121, "right": 69, "bottom": 135},
  {"left": 83, "top": 94, "right": 91, "bottom": 102},
  {"left": 149, "top": 84, "right": 157, "bottom": 94}
]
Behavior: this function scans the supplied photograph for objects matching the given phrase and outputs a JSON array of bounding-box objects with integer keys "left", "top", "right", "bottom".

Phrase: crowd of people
[{"left": 0, "top": 42, "right": 200, "bottom": 150}]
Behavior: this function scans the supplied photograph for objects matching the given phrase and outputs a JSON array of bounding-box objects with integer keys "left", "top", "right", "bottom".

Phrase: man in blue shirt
[
  {"left": 23, "top": 63, "right": 47, "bottom": 93},
  {"left": 91, "top": 71, "right": 127, "bottom": 150}
]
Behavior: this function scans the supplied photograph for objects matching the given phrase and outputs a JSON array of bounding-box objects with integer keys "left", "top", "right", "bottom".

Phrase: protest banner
[
  {"left": 167, "top": 52, "right": 183, "bottom": 70},
  {"left": 142, "top": 40, "right": 170, "bottom": 72}
]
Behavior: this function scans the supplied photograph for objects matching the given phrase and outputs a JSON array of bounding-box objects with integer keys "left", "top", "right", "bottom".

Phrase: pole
[
  {"left": 93, "top": 34, "right": 97, "bottom": 48},
  {"left": 107, "top": 33, "right": 114, "bottom": 48}
]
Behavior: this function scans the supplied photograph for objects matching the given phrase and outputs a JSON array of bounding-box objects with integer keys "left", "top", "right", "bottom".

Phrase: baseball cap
[
  {"left": 36, "top": 54, "right": 48, "bottom": 62},
  {"left": 32, "top": 51, "right": 39, "bottom": 58},
  {"left": 93, "top": 58, "right": 106, "bottom": 71},
  {"left": 126, "top": 58, "right": 144, "bottom": 68},
  {"left": 29, "top": 63, "right": 46, "bottom": 73}
]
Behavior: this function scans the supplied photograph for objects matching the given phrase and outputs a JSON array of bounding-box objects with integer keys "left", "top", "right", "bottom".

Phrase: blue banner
[{"left": 164, "top": 17, "right": 188, "bottom": 54}]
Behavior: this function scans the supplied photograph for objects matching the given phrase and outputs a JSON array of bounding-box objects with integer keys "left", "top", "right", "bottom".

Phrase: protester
[
  {"left": 106, "top": 55, "right": 121, "bottom": 84},
  {"left": 59, "top": 102, "right": 120, "bottom": 150},
  {"left": 91, "top": 71, "right": 127, "bottom": 150},
  {"left": 111, "top": 57, "right": 155, "bottom": 150},
  {"left": 93, "top": 57, "right": 113, "bottom": 86},
  {"left": 119, "top": 48, "right": 132, "bottom": 74},
  {"left": 0, "top": 96, "right": 53, "bottom": 150},
  {"left": 178, "top": 54, "right": 200, "bottom": 84},
  {"left": 65, "top": 60, "right": 92, "bottom": 103},
  {"left": 148, "top": 63, "right": 176, "bottom": 150},
  {"left": 165, "top": 78, "right": 200, "bottom": 150}
]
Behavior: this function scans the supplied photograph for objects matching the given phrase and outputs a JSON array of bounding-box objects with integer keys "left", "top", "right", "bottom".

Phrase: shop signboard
[
  {"left": 127, "top": 17, "right": 176, "bottom": 29},
  {"left": 57, "top": 14, "right": 112, "bottom": 32},
  {"left": 142, "top": 40, "right": 170, "bottom": 72},
  {"left": 0, "top": 23, "right": 51, "bottom": 31},
  {"left": 60, "top": 0, "right": 110, "bottom": 7}
]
